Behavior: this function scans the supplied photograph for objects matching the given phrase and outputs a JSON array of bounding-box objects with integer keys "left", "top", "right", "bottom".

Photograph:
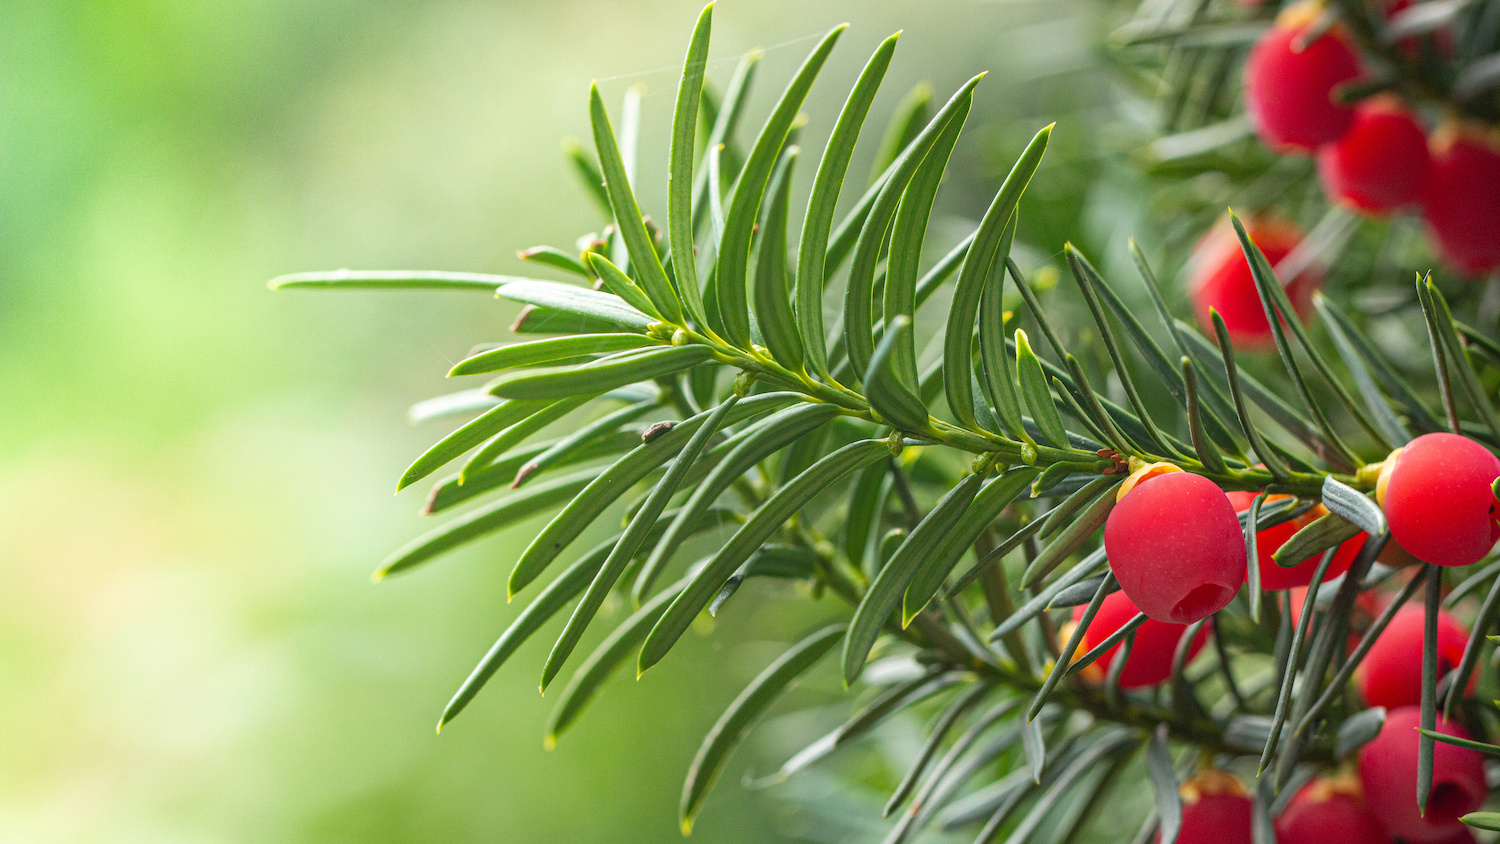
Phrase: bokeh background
[{"left": 0, "top": 1, "right": 1142, "bottom": 840}]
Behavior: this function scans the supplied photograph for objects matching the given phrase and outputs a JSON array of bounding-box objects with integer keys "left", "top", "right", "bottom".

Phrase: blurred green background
[{"left": 0, "top": 1, "right": 1131, "bottom": 840}]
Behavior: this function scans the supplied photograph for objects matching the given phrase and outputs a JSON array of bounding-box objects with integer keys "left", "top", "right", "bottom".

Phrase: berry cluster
[
  {"left": 1160, "top": 727, "right": 1489, "bottom": 844},
  {"left": 1245, "top": 1, "right": 1500, "bottom": 276}
]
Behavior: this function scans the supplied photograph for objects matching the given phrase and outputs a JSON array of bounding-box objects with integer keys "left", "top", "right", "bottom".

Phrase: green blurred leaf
[
  {"left": 868, "top": 84, "right": 931, "bottom": 186},
  {"left": 518, "top": 245, "right": 591, "bottom": 279},
  {"left": 680, "top": 624, "right": 844, "bottom": 834},
  {"left": 460, "top": 395, "right": 597, "bottom": 484},
  {"left": 268, "top": 269, "right": 511, "bottom": 291}
]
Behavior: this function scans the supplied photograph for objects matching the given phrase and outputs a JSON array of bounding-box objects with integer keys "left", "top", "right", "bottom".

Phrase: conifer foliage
[{"left": 275, "top": 4, "right": 1500, "bottom": 840}]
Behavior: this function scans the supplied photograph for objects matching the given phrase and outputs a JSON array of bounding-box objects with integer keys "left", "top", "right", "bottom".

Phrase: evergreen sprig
[{"left": 274, "top": 5, "right": 1500, "bottom": 839}]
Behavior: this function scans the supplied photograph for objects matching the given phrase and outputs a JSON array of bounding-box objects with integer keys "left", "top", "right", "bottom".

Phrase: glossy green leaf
[
  {"left": 509, "top": 305, "right": 627, "bottom": 335},
  {"left": 642, "top": 439, "right": 886, "bottom": 676},
  {"left": 488, "top": 346, "right": 713, "bottom": 400},
  {"left": 1210, "top": 311, "right": 1292, "bottom": 480},
  {"left": 460, "top": 395, "right": 596, "bottom": 484},
  {"left": 865, "top": 316, "right": 930, "bottom": 431},
  {"left": 794, "top": 33, "right": 898, "bottom": 379},
  {"left": 679, "top": 624, "right": 844, "bottom": 835},
  {"left": 539, "top": 395, "right": 739, "bottom": 692},
  {"left": 1259, "top": 549, "right": 1337, "bottom": 774},
  {"left": 1320, "top": 475, "right": 1386, "bottom": 537},
  {"left": 1182, "top": 357, "right": 1228, "bottom": 474},
  {"left": 902, "top": 468, "right": 1040, "bottom": 623},
  {"left": 436, "top": 505, "right": 733, "bottom": 731},
  {"left": 378, "top": 468, "right": 599, "bottom": 579},
  {"left": 752, "top": 145, "right": 803, "bottom": 367},
  {"left": 1316, "top": 293, "right": 1441, "bottom": 435},
  {"left": 497, "top": 279, "right": 654, "bottom": 330},
  {"left": 667, "top": 3, "right": 715, "bottom": 329},
  {"left": 1418, "top": 565, "right": 1442, "bottom": 815},
  {"left": 843, "top": 76, "right": 981, "bottom": 377},
  {"left": 584, "top": 252, "right": 662, "bottom": 320},
  {"left": 1014, "top": 329, "right": 1067, "bottom": 448},
  {"left": 518, "top": 245, "right": 591, "bottom": 279},
  {"left": 511, "top": 401, "right": 656, "bottom": 489},
  {"left": 632, "top": 402, "right": 840, "bottom": 601},
  {"left": 714, "top": 25, "right": 846, "bottom": 347},
  {"left": 882, "top": 92, "right": 970, "bottom": 395},
  {"left": 423, "top": 430, "right": 639, "bottom": 514},
  {"left": 507, "top": 392, "right": 799, "bottom": 597},
  {"left": 398, "top": 399, "right": 553, "bottom": 492},
  {"left": 884, "top": 682, "right": 991, "bottom": 816},
  {"left": 588, "top": 83, "right": 682, "bottom": 323},
  {"left": 1271, "top": 511, "right": 1361, "bottom": 568},
  {"left": 1148, "top": 724, "right": 1182, "bottom": 844},
  {"left": 1422, "top": 277, "right": 1500, "bottom": 441},
  {"left": 944, "top": 126, "right": 1049, "bottom": 429},
  {"left": 449, "top": 334, "right": 658, "bottom": 377}
]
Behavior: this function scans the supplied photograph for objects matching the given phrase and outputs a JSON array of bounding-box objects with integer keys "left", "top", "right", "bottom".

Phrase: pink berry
[
  {"left": 1245, "top": 2, "right": 1364, "bottom": 153},
  {"left": 1422, "top": 125, "right": 1500, "bottom": 276},
  {"left": 1380, "top": 433, "right": 1500, "bottom": 567},
  {"left": 1105, "top": 471, "right": 1245, "bottom": 623},
  {"left": 1358, "top": 605, "right": 1472, "bottom": 710},
  {"left": 1317, "top": 98, "right": 1430, "bottom": 215},
  {"left": 1158, "top": 772, "right": 1255, "bottom": 844},
  {"left": 1359, "top": 706, "right": 1488, "bottom": 843},
  {"left": 1275, "top": 777, "right": 1392, "bottom": 844},
  {"left": 1227, "top": 492, "right": 1365, "bottom": 590},
  {"left": 1071, "top": 591, "right": 1208, "bottom": 688},
  {"left": 1189, "top": 215, "right": 1321, "bottom": 348}
]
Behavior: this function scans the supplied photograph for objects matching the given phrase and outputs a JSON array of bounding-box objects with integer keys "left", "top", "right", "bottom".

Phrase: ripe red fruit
[
  {"left": 1379, "top": 433, "right": 1500, "bottom": 567},
  {"left": 1105, "top": 470, "right": 1245, "bottom": 623},
  {"left": 1189, "top": 215, "right": 1321, "bottom": 348},
  {"left": 1422, "top": 125, "right": 1500, "bottom": 276},
  {"left": 1158, "top": 771, "right": 1254, "bottom": 844},
  {"left": 1358, "top": 605, "right": 1471, "bottom": 710},
  {"left": 1359, "top": 706, "right": 1488, "bottom": 843},
  {"left": 1226, "top": 492, "right": 1365, "bottom": 590},
  {"left": 1070, "top": 591, "right": 1208, "bottom": 688},
  {"left": 1275, "top": 777, "right": 1392, "bottom": 844},
  {"left": 1245, "top": 2, "right": 1364, "bottom": 153},
  {"left": 1317, "top": 98, "right": 1430, "bottom": 215}
]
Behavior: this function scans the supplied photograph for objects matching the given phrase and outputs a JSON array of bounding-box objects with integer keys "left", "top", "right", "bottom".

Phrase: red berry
[
  {"left": 1359, "top": 706, "right": 1488, "bottom": 843},
  {"left": 1158, "top": 772, "right": 1254, "bottom": 844},
  {"left": 1245, "top": 2, "right": 1364, "bottom": 153},
  {"left": 1189, "top": 215, "right": 1321, "bottom": 348},
  {"left": 1227, "top": 492, "right": 1365, "bottom": 590},
  {"left": 1422, "top": 125, "right": 1500, "bottom": 276},
  {"left": 1105, "top": 470, "right": 1244, "bottom": 623},
  {"left": 1380, "top": 433, "right": 1500, "bottom": 567},
  {"left": 1071, "top": 591, "right": 1208, "bottom": 688},
  {"left": 1275, "top": 777, "right": 1392, "bottom": 844},
  {"left": 1317, "top": 98, "right": 1430, "bottom": 215},
  {"left": 1358, "top": 605, "right": 1471, "bottom": 710}
]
